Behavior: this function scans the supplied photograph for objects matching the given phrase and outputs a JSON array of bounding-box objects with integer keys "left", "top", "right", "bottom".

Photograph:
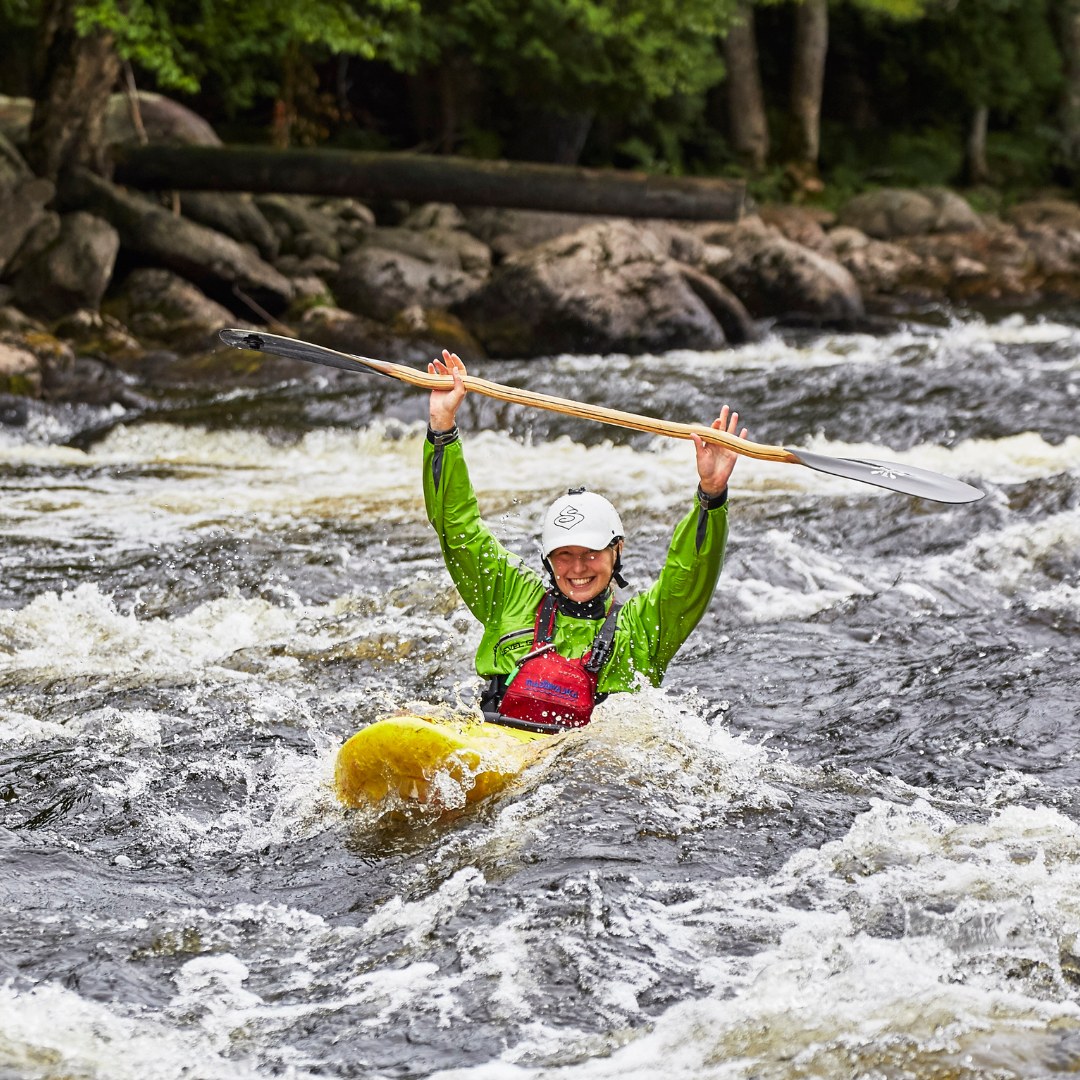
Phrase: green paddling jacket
[{"left": 423, "top": 431, "right": 729, "bottom": 698}]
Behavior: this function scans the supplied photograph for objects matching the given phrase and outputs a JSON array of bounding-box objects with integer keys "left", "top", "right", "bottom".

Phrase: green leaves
[
  {"left": 67, "top": 0, "right": 422, "bottom": 108},
  {"left": 415, "top": 0, "right": 736, "bottom": 115}
]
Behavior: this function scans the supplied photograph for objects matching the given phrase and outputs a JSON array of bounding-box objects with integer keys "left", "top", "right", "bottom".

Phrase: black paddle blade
[
  {"left": 788, "top": 447, "right": 985, "bottom": 503},
  {"left": 217, "top": 328, "right": 388, "bottom": 377}
]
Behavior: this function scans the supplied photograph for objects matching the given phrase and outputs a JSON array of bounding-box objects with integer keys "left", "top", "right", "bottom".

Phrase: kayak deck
[{"left": 334, "top": 713, "right": 551, "bottom": 810}]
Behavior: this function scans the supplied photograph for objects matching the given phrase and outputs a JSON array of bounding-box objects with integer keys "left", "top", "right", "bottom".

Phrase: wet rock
[
  {"left": 455, "top": 219, "right": 727, "bottom": 358},
  {"left": 401, "top": 203, "right": 468, "bottom": 230},
  {"left": 0, "top": 305, "right": 46, "bottom": 336},
  {"left": 714, "top": 231, "right": 864, "bottom": 322},
  {"left": 52, "top": 308, "right": 145, "bottom": 365},
  {"left": 827, "top": 227, "right": 925, "bottom": 300},
  {"left": 256, "top": 194, "right": 346, "bottom": 262},
  {"left": 1007, "top": 197, "right": 1080, "bottom": 231},
  {"left": 897, "top": 223, "right": 1036, "bottom": 302},
  {"left": 760, "top": 205, "right": 835, "bottom": 250},
  {"left": 297, "top": 303, "right": 484, "bottom": 364},
  {"left": 104, "top": 267, "right": 242, "bottom": 352},
  {"left": 0, "top": 338, "right": 42, "bottom": 396},
  {"left": 278, "top": 253, "right": 339, "bottom": 280},
  {"left": 177, "top": 192, "right": 280, "bottom": 261},
  {"left": 639, "top": 221, "right": 708, "bottom": 267},
  {"left": 678, "top": 264, "right": 756, "bottom": 344},
  {"left": 12, "top": 211, "right": 120, "bottom": 319},
  {"left": 65, "top": 168, "right": 294, "bottom": 314},
  {"left": 39, "top": 348, "right": 148, "bottom": 409},
  {"left": 2, "top": 210, "right": 62, "bottom": 283},
  {"left": 0, "top": 169, "right": 55, "bottom": 278},
  {"left": 838, "top": 187, "right": 983, "bottom": 239},
  {"left": 2, "top": 331, "right": 143, "bottom": 426},
  {"left": 333, "top": 225, "right": 492, "bottom": 322},
  {"left": 132, "top": 344, "right": 307, "bottom": 388},
  {"left": 462, "top": 206, "right": 603, "bottom": 259}
]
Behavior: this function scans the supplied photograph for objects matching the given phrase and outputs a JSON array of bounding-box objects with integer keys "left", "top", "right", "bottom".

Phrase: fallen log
[{"left": 112, "top": 145, "right": 747, "bottom": 222}]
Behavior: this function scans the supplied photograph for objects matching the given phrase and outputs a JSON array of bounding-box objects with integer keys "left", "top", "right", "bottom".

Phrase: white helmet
[{"left": 541, "top": 488, "right": 623, "bottom": 557}]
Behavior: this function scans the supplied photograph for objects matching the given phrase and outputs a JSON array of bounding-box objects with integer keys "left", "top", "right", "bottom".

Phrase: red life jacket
[{"left": 495, "top": 591, "right": 621, "bottom": 732}]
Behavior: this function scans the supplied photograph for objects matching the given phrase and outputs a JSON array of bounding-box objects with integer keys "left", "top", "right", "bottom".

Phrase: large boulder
[
  {"left": 104, "top": 268, "right": 240, "bottom": 352},
  {"left": 0, "top": 91, "right": 220, "bottom": 149},
  {"left": 0, "top": 131, "right": 56, "bottom": 280},
  {"left": 838, "top": 187, "right": 983, "bottom": 239},
  {"left": 455, "top": 220, "right": 727, "bottom": 358},
  {"left": 104, "top": 91, "right": 221, "bottom": 147},
  {"left": 462, "top": 207, "right": 603, "bottom": 259},
  {"left": 333, "top": 225, "right": 492, "bottom": 322},
  {"left": 12, "top": 211, "right": 120, "bottom": 319},
  {"left": 65, "top": 168, "right": 294, "bottom": 314},
  {"left": 0, "top": 176, "right": 56, "bottom": 279},
  {"left": 177, "top": 192, "right": 280, "bottom": 261},
  {"left": 713, "top": 231, "right": 864, "bottom": 322}
]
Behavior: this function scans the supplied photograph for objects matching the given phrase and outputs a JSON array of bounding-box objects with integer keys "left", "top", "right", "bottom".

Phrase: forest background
[{"left": 5, "top": 0, "right": 1080, "bottom": 209}]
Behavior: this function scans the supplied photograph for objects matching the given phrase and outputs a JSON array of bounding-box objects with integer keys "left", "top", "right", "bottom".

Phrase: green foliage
[
  {"left": 921, "top": 0, "right": 1062, "bottom": 116},
  {"left": 0, "top": 0, "right": 37, "bottom": 27},
  {"left": 824, "top": 126, "right": 965, "bottom": 189},
  {"left": 52, "top": 0, "right": 738, "bottom": 131},
  {"left": 74, "top": 1, "right": 200, "bottom": 92},
  {"left": 847, "top": 0, "right": 927, "bottom": 20},
  {"left": 404, "top": 0, "right": 737, "bottom": 118},
  {"left": 70, "top": 0, "right": 422, "bottom": 110},
  {"left": 8, "top": 0, "right": 1078, "bottom": 193}
]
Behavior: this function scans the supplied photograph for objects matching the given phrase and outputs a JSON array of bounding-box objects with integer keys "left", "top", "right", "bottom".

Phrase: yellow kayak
[{"left": 334, "top": 713, "right": 553, "bottom": 810}]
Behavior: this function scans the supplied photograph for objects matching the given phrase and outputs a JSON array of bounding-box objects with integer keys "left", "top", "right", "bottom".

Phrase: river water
[{"left": 1, "top": 312, "right": 1079, "bottom": 1079}]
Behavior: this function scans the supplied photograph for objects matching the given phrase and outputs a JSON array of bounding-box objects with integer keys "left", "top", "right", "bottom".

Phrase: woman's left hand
[{"left": 692, "top": 406, "right": 747, "bottom": 497}]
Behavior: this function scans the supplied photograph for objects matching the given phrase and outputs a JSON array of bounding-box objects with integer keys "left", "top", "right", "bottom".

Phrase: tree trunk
[
  {"left": 789, "top": 0, "right": 829, "bottom": 174},
  {"left": 25, "top": 0, "right": 121, "bottom": 181},
  {"left": 112, "top": 145, "right": 748, "bottom": 221},
  {"left": 1059, "top": 0, "right": 1080, "bottom": 171},
  {"left": 722, "top": 1, "right": 769, "bottom": 171},
  {"left": 966, "top": 104, "right": 990, "bottom": 185}
]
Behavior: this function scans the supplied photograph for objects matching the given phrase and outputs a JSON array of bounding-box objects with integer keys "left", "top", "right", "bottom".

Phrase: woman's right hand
[{"left": 428, "top": 349, "right": 467, "bottom": 431}]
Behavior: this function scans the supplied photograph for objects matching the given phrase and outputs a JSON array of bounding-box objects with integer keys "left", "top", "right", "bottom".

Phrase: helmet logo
[{"left": 553, "top": 505, "right": 585, "bottom": 531}]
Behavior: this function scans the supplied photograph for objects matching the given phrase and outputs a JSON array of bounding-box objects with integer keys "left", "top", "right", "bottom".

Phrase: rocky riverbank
[{"left": 4, "top": 93, "right": 1080, "bottom": 417}]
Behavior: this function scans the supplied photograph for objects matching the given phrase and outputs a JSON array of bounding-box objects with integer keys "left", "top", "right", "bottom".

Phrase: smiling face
[{"left": 548, "top": 543, "right": 621, "bottom": 603}]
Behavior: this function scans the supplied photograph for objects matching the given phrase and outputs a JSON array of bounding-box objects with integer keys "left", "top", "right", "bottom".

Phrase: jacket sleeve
[
  {"left": 422, "top": 433, "right": 533, "bottom": 626},
  {"left": 625, "top": 490, "right": 729, "bottom": 679}
]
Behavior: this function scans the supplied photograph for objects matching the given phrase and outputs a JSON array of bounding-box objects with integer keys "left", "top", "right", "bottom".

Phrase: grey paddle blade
[
  {"left": 218, "top": 328, "right": 389, "bottom": 377},
  {"left": 788, "top": 447, "right": 985, "bottom": 504}
]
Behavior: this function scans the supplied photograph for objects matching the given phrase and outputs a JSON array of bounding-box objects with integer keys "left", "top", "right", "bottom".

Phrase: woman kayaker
[{"left": 424, "top": 348, "right": 746, "bottom": 734}]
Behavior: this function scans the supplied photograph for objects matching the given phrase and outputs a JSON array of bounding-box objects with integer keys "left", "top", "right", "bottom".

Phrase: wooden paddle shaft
[{"left": 362, "top": 355, "right": 800, "bottom": 465}]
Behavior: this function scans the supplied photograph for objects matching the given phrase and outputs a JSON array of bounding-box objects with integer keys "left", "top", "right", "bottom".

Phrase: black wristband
[
  {"left": 696, "top": 484, "right": 728, "bottom": 510},
  {"left": 426, "top": 424, "right": 460, "bottom": 446}
]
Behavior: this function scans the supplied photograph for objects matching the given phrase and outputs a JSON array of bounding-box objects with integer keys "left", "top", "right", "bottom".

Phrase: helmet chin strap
[{"left": 611, "top": 549, "right": 629, "bottom": 589}]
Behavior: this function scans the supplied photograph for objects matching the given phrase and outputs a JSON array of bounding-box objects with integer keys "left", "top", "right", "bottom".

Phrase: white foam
[
  {"left": 0, "top": 980, "right": 282, "bottom": 1080},
  {"left": 427, "top": 796, "right": 1080, "bottom": 1079}
]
